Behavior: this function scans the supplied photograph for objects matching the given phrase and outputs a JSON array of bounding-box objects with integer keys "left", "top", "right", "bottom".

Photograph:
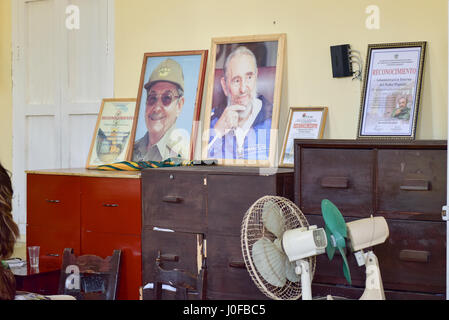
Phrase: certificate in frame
[
  {"left": 279, "top": 107, "right": 327, "bottom": 167},
  {"left": 86, "top": 98, "right": 137, "bottom": 168},
  {"left": 357, "top": 42, "right": 426, "bottom": 139}
]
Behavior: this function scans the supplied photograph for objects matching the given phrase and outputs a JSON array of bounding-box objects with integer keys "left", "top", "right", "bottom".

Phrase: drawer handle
[
  {"left": 159, "top": 253, "right": 179, "bottom": 262},
  {"left": 162, "top": 196, "right": 183, "bottom": 203},
  {"left": 400, "top": 179, "right": 430, "bottom": 191},
  {"left": 103, "top": 203, "right": 119, "bottom": 207},
  {"left": 320, "top": 177, "right": 349, "bottom": 189},
  {"left": 46, "top": 253, "right": 60, "bottom": 257},
  {"left": 229, "top": 261, "right": 246, "bottom": 269},
  {"left": 46, "top": 199, "right": 60, "bottom": 204},
  {"left": 399, "top": 249, "right": 430, "bottom": 263}
]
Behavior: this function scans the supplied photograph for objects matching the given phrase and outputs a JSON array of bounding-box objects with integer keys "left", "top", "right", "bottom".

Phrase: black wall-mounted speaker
[{"left": 330, "top": 44, "right": 352, "bottom": 78}]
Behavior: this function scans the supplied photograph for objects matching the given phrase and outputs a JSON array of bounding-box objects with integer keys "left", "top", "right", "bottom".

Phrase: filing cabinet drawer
[
  {"left": 27, "top": 174, "right": 80, "bottom": 228},
  {"left": 142, "top": 171, "right": 206, "bottom": 233},
  {"left": 377, "top": 149, "right": 447, "bottom": 221},
  {"left": 82, "top": 231, "right": 141, "bottom": 300},
  {"left": 298, "top": 148, "right": 374, "bottom": 218},
  {"left": 207, "top": 174, "right": 288, "bottom": 236},
  {"left": 374, "top": 219, "right": 445, "bottom": 293},
  {"left": 311, "top": 283, "right": 444, "bottom": 300},
  {"left": 207, "top": 234, "right": 268, "bottom": 300},
  {"left": 141, "top": 228, "right": 204, "bottom": 289},
  {"left": 81, "top": 177, "right": 141, "bottom": 234}
]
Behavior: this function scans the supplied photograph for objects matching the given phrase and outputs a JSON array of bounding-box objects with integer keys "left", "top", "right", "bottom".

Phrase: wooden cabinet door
[
  {"left": 27, "top": 174, "right": 80, "bottom": 229},
  {"left": 207, "top": 174, "right": 277, "bottom": 237},
  {"left": 80, "top": 177, "right": 141, "bottom": 235},
  {"left": 81, "top": 231, "right": 142, "bottom": 300}
]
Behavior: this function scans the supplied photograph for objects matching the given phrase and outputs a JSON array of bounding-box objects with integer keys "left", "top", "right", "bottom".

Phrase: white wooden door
[{"left": 12, "top": 0, "right": 114, "bottom": 235}]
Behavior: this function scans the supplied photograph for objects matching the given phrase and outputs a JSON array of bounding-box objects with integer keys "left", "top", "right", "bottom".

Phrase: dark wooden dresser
[
  {"left": 141, "top": 166, "right": 294, "bottom": 300},
  {"left": 294, "top": 139, "right": 447, "bottom": 300}
]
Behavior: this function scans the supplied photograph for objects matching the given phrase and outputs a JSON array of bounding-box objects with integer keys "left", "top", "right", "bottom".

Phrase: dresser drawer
[
  {"left": 207, "top": 234, "right": 268, "bottom": 300},
  {"left": 207, "top": 174, "right": 283, "bottom": 236},
  {"left": 297, "top": 148, "right": 374, "bottom": 218},
  {"left": 27, "top": 174, "right": 80, "bottom": 228},
  {"left": 141, "top": 228, "right": 204, "bottom": 289},
  {"left": 142, "top": 171, "right": 206, "bottom": 233},
  {"left": 374, "top": 219, "right": 445, "bottom": 293},
  {"left": 81, "top": 177, "right": 141, "bottom": 234},
  {"left": 377, "top": 149, "right": 447, "bottom": 221}
]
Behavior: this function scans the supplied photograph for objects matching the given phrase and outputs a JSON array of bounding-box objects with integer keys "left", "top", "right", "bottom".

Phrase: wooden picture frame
[
  {"left": 279, "top": 107, "right": 328, "bottom": 167},
  {"left": 86, "top": 98, "right": 137, "bottom": 168},
  {"left": 357, "top": 42, "right": 426, "bottom": 139},
  {"left": 202, "top": 34, "right": 286, "bottom": 167},
  {"left": 130, "top": 50, "right": 208, "bottom": 162}
]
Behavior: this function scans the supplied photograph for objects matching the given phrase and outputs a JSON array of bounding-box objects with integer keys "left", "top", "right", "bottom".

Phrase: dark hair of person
[{"left": 0, "top": 164, "right": 19, "bottom": 259}]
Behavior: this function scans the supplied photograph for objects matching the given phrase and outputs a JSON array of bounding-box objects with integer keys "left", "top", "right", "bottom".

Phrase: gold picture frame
[
  {"left": 86, "top": 98, "right": 137, "bottom": 168},
  {"left": 201, "top": 33, "right": 286, "bottom": 167},
  {"left": 357, "top": 41, "right": 426, "bottom": 139},
  {"left": 130, "top": 50, "right": 208, "bottom": 162},
  {"left": 279, "top": 107, "right": 328, "bottom": 167}
]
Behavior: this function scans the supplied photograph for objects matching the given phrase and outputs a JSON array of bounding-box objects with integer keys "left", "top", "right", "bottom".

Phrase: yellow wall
[
  {"left": 115, "top": 0, "right": 448, "bottom": 159},
  {"left": 0, "top": 0, "right": 12, "bottom": 171},
  {"left": 0, "top": 0, "right": 447, "bottom": 168}
]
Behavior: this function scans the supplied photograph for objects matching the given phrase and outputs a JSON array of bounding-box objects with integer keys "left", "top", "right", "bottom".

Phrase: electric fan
[
  {"left": 240, "top": 195, "right": 327, "bottom": 300},
  {"left": 321, "top": 199, "right": 389, "bottom": 300},
  {"left": 241, "top": 196, "right": 390, "bottom": 300}
]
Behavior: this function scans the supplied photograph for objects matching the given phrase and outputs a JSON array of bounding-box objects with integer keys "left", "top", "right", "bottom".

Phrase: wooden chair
[
  {"left": 150, "top": 250, "right": 206, "bottom": 300},
  {"left": 57, "top": 248, "right": 121, "bottom": 300}
]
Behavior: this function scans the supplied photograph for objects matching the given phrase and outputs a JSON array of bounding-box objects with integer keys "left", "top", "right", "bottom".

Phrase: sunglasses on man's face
[{"left": 146, "top": 91, "right": 180, "bottom": 107}]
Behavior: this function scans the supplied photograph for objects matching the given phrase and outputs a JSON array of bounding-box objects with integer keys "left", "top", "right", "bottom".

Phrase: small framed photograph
[
  {"left": 357, "top": 42, "right": 426, "bottom": 139},
  {"left": 279, "top": 107, "right": 328, "bottom": 167},
  {"left": 202, "top": 33, "right": 286, "bottom": 167},
  {"left": 86, "top": 98, "right": 137, "bottom": 168},
  {"left": 130, "top": 50, "right": 208, "bottom": 161}
]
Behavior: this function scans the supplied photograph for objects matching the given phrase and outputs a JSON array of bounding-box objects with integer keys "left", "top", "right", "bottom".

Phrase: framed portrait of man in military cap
[{"left": 130, "top": 50, "right": 208, "bottom": 162}]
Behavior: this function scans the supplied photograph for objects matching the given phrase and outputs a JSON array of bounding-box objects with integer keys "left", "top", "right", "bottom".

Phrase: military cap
[{"left": 144, "top": 58, "right": 184, "bottom": 92}]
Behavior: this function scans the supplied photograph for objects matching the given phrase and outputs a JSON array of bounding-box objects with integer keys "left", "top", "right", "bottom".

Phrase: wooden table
[{"left": 11, "top": 263, "right": 60, "bottom": 295}]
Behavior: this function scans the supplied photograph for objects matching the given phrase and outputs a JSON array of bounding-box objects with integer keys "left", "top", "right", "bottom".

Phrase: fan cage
[{"left": 241, "top": 195, "right": 316, "bottom": 300}]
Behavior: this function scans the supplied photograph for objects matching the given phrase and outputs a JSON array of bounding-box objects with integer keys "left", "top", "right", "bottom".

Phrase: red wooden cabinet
[
  {"left": 27, "top": 174, "right": 81, "bottom": 269},
  {"left": 26, "top": 169, "right": 142, "bottom": 300}
]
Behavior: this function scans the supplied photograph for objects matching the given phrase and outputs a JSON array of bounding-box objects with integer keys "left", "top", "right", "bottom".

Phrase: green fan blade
[
  {"left": 324, "top": 224, "right": 336, "bottom": 260},
  {"left": 321, "top": 199, "right": 347, "bottom": 239},
  {"left": 322, "top": 199, "right": 352, "bottom": 285},
  {"left": 338, "top": 246, "right": 352, "bottom": 285}
]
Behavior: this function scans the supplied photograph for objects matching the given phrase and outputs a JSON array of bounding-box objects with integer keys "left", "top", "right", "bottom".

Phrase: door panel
[{"left": 12, "top": 0, "right": 114, "bottom": 235}]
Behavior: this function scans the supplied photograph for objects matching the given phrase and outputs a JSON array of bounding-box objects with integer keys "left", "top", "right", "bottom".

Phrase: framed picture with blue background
[{"left": 130, "top": 50, "right": 208, "bottom": 162}]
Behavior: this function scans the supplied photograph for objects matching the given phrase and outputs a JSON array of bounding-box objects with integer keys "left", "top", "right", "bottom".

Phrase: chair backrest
[
  {"left": 151, "top": 250, "right": 206, "bottom": 300},
  {"left": 57, "top": 248, "right": 121, "bottom": 300}
]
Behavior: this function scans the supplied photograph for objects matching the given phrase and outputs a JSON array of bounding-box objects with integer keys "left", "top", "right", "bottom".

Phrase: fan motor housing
[{"left": 282, "top": 226, "right": 327, "bottom": 261}]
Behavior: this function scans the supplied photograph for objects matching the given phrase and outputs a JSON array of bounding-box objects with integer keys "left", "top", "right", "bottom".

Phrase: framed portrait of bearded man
[
  {"left": 202, "top": 34, "right": 286, "bottom": 167},
  {"left": 130, "top": 50, "right": 208, "bottom": 162}
]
